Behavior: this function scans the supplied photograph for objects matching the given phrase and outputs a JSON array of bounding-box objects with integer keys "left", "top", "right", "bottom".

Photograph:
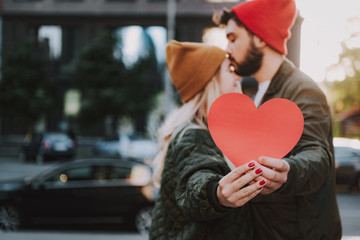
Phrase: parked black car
[
  {"left": 0, "top": 158, "right": 155, "bottom": 233},
  {"left": 334, "top": 137, "right": 360, "bottom": 190},
  {"left": 19, "top": 132, "right": 76, "bottom": 164}
]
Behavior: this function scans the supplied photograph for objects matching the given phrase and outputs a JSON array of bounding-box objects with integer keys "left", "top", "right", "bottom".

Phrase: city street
[
  {"left": 0, "top": 156, "right": 360, "bottom": 240},
  {"left": 0, "top": 230, "right": 146, "bottom": 240}
]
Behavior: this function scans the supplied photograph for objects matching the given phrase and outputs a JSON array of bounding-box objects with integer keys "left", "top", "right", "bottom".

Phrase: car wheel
[
  {"left": 36, "top": 154, "right": 44, "bottom": 165},
  {"left": 0, "top": 204, "right": 22, "bottom": 231},
  {"left": 134, "top": 206, "right": 153, "bottom": 235}
]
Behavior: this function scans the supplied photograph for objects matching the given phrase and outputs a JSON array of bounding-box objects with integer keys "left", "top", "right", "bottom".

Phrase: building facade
[{"left": 0, "top": 0, "right": 302, "bottom": 137}]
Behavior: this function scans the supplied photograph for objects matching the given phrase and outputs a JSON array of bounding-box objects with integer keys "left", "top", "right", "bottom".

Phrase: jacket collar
[{"left": 263, "top": 58, "right": 296, "bottom": 97}]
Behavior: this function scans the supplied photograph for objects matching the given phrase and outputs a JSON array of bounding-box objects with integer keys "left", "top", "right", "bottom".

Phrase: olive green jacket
[
  {"left": 250, "top": 58, "right": 342, "bottom": 239},
  {"left": 150, "top": 127, "right": 253, "bottom": 240}
]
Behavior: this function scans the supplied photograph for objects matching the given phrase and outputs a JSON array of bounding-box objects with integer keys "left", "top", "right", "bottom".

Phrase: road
[
  {"left": 0, "top": 156, "right": 359, "bottom": 240},
  {"left": 0, "top": 230, "right": 147, "bottom": 240}
]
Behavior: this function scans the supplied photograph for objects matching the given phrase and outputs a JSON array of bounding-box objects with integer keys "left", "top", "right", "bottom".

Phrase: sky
[
  {"left": 204, "top": 0, "right": 360, "bottom": 83},
  {"left": 296, "top": 0, "right": 360, "bottom": 82},
  {"left": 115, "top": 26, "right": 167, "bottom": 67},
  {"left": 38, "top": 26, "right": 62, "bottom": 59}
]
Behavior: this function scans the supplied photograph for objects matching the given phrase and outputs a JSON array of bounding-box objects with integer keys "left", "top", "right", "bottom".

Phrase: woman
[{"left": 150, "top": 40, "right": 266, "bottom": 240}]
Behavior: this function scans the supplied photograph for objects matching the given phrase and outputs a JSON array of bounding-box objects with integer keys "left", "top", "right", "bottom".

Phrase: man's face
[{"left": 225, "top": 19, "right": 263, "bottom": 76}]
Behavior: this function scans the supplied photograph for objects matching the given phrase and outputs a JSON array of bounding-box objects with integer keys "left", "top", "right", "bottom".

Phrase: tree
[
  {"left": 126, "top": 49, "right": 162, "bottom": 132},
  {"left": 325, "top": 45, "right": 360, "bottom": 114},
  {"left": 75, "top": 30, "right": 162, "bottom": 135},
  {"left": 0, "top": 39, "right": 54, "bottom": 133},
  {"left": 74, "top": 31, "right": 128, "bottom": 133},
  {"left": 325, "top": 17, "right": 360, "bottom": 137}
]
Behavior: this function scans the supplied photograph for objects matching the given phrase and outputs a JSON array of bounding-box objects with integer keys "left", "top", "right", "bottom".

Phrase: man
[{"left": 213, "top": 0, "right": 342, "bottom": 239}]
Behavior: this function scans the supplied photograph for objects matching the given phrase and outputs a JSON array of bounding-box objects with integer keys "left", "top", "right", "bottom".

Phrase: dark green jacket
[
  {"left": 250, "top": 58, "right": 342, "bottom": 239},
  {"left": 150, "top": 127, "right": 253, "bottom": 240}
]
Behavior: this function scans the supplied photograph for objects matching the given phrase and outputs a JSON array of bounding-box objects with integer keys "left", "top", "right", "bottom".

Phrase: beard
[{"left": 230, "top": 40, "right": 263, "bottom": 76}]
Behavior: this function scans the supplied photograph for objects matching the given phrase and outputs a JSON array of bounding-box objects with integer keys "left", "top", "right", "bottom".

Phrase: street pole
[
  {"left": 163, "top": 0, "right": 177, "bottom": 116},
  {"left": 167, "top": 0, "right": 176, "bottom": 42}
]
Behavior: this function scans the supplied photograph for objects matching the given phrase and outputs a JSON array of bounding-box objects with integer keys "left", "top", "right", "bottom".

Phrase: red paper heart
[{"left": 208, "top": 93, "right": 304, "bottom": 167}]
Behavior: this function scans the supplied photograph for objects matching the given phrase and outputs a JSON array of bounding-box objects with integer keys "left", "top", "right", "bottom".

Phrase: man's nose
[{"left": 225, "top": 43, "right": 232, "bottom": 55}]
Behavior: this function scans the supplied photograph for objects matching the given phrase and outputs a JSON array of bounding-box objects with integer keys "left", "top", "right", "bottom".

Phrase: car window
[
  {"left": 334, "top": 147, "right": 360, "bottom": 162},
  {"left": 93, "top": 166, "right": 132, "bottom": 180},
  {"left": 109, "top": 166, "right": 132, "bottom": 180},
  {"left": 94, "top": 166, "right": 110, "bottom": 180},
  {"left": 46, "top": 166, "right": 94, "bottom": 183},
  {"left": 44, "top": 133, "right": 70, "bottom": 141}
]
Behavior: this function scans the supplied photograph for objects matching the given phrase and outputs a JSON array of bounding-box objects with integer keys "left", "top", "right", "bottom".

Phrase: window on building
[
  {"left": 62, "top": 26, "right": 81, "bottom": 64},
  {"left": 113, "top": 26, "right": 166, "bottom": 67},
  {"left": 38, "top": 25, "right": 62, "bottom": 60},
  {"left": 64, "top": 89, "right": 81, "bottom": 117}
]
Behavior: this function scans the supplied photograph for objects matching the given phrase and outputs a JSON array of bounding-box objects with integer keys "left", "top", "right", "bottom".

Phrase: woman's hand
[
  {"left": 255, "top": 157, "right": 290, "bottom": 195},
  {"left": 217, "top": 161, "right": 266, "bottom": 207}
]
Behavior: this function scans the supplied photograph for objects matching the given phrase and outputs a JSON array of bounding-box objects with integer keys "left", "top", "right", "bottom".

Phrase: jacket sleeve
[
  {"left": 277, "top": 75, "right": 334, "bottom": 196},
  {"left": 171, "top": 129, "right": 233, "bottom": 222}
]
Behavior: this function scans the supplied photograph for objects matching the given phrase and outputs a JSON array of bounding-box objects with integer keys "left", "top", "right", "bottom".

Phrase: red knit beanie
[{"left": 232, "top": 0, "right": 297, "bottom": 55}]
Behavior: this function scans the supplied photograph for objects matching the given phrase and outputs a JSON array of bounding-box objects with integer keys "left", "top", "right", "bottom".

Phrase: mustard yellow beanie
[{"left": 166, "top": 40, "right": 226, "bottom": 103}]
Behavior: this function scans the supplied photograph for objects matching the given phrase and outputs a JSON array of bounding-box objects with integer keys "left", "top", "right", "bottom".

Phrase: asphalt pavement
[
  {"left": 0, "top": 230, "right": 147, "bottom": 240},
  {"left": 0, "top": 156, "right": 360, "bottom": 240}
]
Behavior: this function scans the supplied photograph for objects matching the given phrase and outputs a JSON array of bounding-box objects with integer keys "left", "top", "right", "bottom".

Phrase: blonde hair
[{"left": 152, "top": 73, "right": 223, "bottom": 187}]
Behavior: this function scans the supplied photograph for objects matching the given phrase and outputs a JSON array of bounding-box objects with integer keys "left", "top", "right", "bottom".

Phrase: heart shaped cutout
[{"left": 208, "top": 93, "right": 304, "bottom": 167}]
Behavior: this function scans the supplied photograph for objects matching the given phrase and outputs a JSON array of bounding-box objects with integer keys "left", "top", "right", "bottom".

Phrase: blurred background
[
  {"left": 0, "top": 0, "right": 359, "bottom": 239},
  {"left": 0, "top": 0, "right": 358, "bottom": 150}
]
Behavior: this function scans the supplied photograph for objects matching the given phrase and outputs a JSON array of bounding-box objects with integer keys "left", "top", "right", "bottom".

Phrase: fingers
[
  {"left": 233, "top": 179, "right": 267, "bottom": 203},
  {"left": 233, "top": 167, "right": 263, "bottom": 188},
  {"left": 218, "top": 177, "right": 267, "bottom": 207},
  {"left": 258, "top": 157, "right": 290, "bottom": 172},
  {"left": 248, "top": 173, "right": 282, "bottom": 195},
  {"left": 217, "top": 162, "right": 266, "bottom": 208},
  {"left": 257, "top": 157, "right": 289, "bottom": 183},
  {"left": 218, "top": 170, "right": 259, "bottom": 201},
  {"left": 255, "top": 157, "right": 291, "bottom": 195},
  {"left": 220, "top": 161, "right": 256, "bottom": 185}
]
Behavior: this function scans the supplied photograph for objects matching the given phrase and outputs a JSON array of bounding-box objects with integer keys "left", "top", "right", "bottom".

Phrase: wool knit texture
[
  {"left": 232, "top": 0, "right": 297, "bottom": 55},
  {"left": 166, "top": 40, "right": 226, "bottom": 103}
]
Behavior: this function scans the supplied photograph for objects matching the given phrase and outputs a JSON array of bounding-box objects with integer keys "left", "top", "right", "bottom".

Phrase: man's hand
[{"left": 253, "top": 157, "right": 290, "bottom": 195}]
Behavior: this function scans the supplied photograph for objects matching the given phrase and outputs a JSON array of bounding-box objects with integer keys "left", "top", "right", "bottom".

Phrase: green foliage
[
  {"left": 325, "top": 42, "right": 360, "bottom": 138},
  {"left": 325, "top": 46, "right": 360, "bottom": 114},
  {"left": 74, "top": 31, "right": 161, "bottom": 132},
  {"left": 75, "top": 31, "right": 127, "bottom": 127},
  {"left": 126, "top": 50, "right": 162, "bottom": 116},
  {"left": 0, "top": 39, "right": 54, "bottom": 129}
]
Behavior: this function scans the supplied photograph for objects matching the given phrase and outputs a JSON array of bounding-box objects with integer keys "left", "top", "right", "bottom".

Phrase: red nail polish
[
  {"left": 248, "top": 162, "right": 255, "bottom": 168},
  {"left": 259, "top": 180, "right": 266, "bottom": 186},
  {"left": 255, "top": 168, "right": 262, "bottom": 174}
]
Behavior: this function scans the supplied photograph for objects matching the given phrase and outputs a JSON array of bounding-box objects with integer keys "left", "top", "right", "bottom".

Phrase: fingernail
[
  {"left": 259, "top": 180, "right": 266, "bottom": 186},
  {"left": 248, "top": 162, "right": 255, "bottom": 168},
  {"left": 255, "top": 168, "right": 262, "bottom": 174}
]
